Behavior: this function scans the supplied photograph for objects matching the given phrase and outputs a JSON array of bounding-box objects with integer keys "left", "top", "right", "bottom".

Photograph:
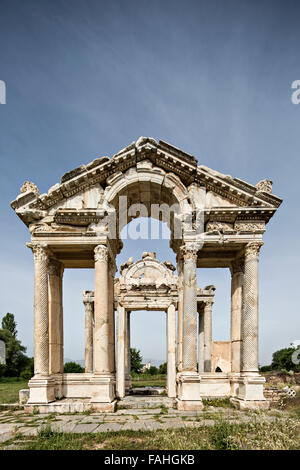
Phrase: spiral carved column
[{"left": 241, "top": 242, "right": 263, "bottom": 375}]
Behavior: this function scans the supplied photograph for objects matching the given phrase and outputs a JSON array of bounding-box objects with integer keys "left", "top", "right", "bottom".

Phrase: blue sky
[{"left": 0, "top": 0, "right": 299, "bottom": 365}]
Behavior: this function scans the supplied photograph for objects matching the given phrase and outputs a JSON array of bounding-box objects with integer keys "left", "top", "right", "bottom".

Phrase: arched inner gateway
[{"left": 10, "top": 136, "right": 282, "bottom": 412}]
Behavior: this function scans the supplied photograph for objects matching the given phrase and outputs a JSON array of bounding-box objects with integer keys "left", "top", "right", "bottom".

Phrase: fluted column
[
  {"left": 182, "top": 244, "right": 198, "bottom": 372},
  {"left": 30, "top": 244, "right": 50, "bottom": 376},
  {"left": 167, "top": 303, "right": 176, "bottom": 397},
  {"left": 198, "top": 306, "right": 204, "bottom": 373},
  {"left": 83, "top": 298, "right": 94, "bottom": 373},
  {"left": 116, "top": 304, "right": 126, "bottom": 398},
  {"left": 94, "top": 244, "right": 110, "bottom": 374},
  {"left": 241, "top": 242, "right": 263, "bottom": 375},
  {"left": 48, "top": 259, "right": 64, "bottom": 375},
  {"left": 230, "top": 257, "right": 244, "bottom": 373},
  {"left": 177, "top": 256, "right": 183, "bottom": 372}
]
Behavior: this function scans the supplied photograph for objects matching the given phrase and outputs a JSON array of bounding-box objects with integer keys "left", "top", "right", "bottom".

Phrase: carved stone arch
[{"left": 102, "top": 160, "right": 192, "bottom": 238}]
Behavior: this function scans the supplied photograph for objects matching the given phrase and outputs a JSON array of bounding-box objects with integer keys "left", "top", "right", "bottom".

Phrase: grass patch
[
  {"left": 131, "top": 374, "right": 166, "bottom": 388},
  {"left": 203, "top": 397, "right": 234, "bottom": 409},
  {"left": 0, "top": 378, "right": 28, "bottom": 404},
  {"left": 3, "top": 417, "right": 299, "bottom": 450}
]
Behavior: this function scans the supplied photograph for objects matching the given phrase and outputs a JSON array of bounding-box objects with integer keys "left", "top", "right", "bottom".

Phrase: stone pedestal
[{"left": 177, "top": 372, "right": 203, "bottom": 411}]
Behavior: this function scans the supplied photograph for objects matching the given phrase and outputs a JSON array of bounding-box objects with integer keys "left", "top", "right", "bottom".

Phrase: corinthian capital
[
  {"left": 48, "top": 259, "right": 64, "bottom": 277},
  {"left": 180, "top": 243, "right": 198, "bottom": 262},
  {"left": 94, "top": 244, "right": 108, "bottom": 262},
  {"left": 27, "top": 243, "right": 50, "bottom": 263},
  {"left": 244, "top": 242, "right": 264, "bottom": 260}
]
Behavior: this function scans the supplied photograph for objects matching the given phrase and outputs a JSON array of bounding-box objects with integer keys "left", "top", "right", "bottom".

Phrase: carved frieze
[
  {"left": 234, "top": 220, "right": 265, "bottom": 233},
  {"left": 206, "top": 222, "right": 234, "bottom": 233}
]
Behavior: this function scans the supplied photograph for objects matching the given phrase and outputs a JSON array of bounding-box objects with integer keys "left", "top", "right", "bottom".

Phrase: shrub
[
  {"left": 20, "top": 369, "right": 32, "bottom": 380},
  {"left": 64, "top": 362, "right": 84, "bottom": 373}
]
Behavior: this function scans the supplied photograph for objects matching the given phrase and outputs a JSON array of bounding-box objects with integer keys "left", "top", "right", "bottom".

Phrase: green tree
[
  {"left": 64, "top": 361, "right": 84, "bottom": 373},
  {"left": 130, "top": 348, "right": 143, "bottom": 374},
  {"left": 271, "top": 346, "right": 300, "bottom": 372},
  {"left": 1, "top": 313, "right": 17, "bottom": 338},
  {"left": 148, "top": 366, "right": 159, "bottom": 375},
  {"left": 159, "top": 362, "right": 167, "bottom": 374},
  {"left": 0, "top": 313, "right": 30, "bottom": 377}
]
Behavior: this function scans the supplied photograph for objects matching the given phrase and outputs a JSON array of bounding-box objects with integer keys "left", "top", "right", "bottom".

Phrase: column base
[
  {"left": 230, "top": 397, "right": 270, "bottom": 410},
  {"left": 177, "top": 399, "right": 203, "bottom": 411},
  {"left": 90, "top": 373, "right": 116, "bottom": 404},
  {"left": 27, "top": 376, "right": 56, "bottom": 404},
  {"left": 230, "top": 373, "right": 269, "bottom": 408},
  {"left": 177, "top": 372, "right": 203, "bottom": 410}
]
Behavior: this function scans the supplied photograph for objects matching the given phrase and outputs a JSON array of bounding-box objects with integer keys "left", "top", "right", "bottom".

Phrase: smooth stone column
[
  {"left": 93, "top": 244, "right": 110, "bottom": 374},
  {"left": 108, "top": 262, "right": 116, "bottom": 373},
  {"left": 125, "top": 311, "right": 131, "bottom": 390},
  {"left": 182, "top": 245, "right": 198, "bottom": 372},
  {"left": 177, "top": 256, "right": 183, "bottom": 372},
  {"left": 241, "top": 242, "right": 263, "bottom": 375},
  {"left": 167, "top": 304, "right": 177, "bottom": 398},
  {"left": 116, "top": 305, "right": 126, "bottom": 398},
  {"left": 83, "top": 298, "right": 94, "bottom": 373},
  {"left": 230, "top": 258, "right": 244, "bottom": 373},
  {"left": 48, "top": 259, "right": 64, "bottom": 375},
  {"left": 31, "top": 244, "right": 50, "bottom": 376},
  {"left": 203, "top": 301, "right": 213, "bottom": 372},
  {"left": 198, "top": 307, "right": 204, "bottom": 373}
]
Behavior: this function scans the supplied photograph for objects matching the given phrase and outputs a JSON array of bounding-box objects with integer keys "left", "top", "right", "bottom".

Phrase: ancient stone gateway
[{"left": 11, "top": 136, "right": 282, "bottom": 412}]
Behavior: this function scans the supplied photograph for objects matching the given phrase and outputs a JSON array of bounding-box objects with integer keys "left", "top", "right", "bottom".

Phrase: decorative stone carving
[
  {"left": 235, "top": 221, "right": 265, "bottom": 232},
  {"left": 20, "top": 181, "right": 40, "bottom": 197},
  {"left": 180, "top": 243, "right": 198, "bottom": 261},
  {"left": 245, "top": 242, "right": 264, "bottom": 260},
  {"left": 48, "top": 259, "right": 63, "bottom": 277},
  {"left": 256, "top": 179, "right": 273, "bottom": 193},
  {"left": 27, "top": 243, "right": 50, "bottom": 263},
  {"left": 206, "top": 222, "right": 233, "bottom": 232},
  {"left": 94, "top": 244, "right": 108, "bottom": 262}
]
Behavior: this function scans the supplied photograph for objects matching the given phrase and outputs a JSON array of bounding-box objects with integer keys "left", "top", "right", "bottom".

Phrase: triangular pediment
[{"left": 11, "top": 137, "right": 282, "bottom": 228}]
